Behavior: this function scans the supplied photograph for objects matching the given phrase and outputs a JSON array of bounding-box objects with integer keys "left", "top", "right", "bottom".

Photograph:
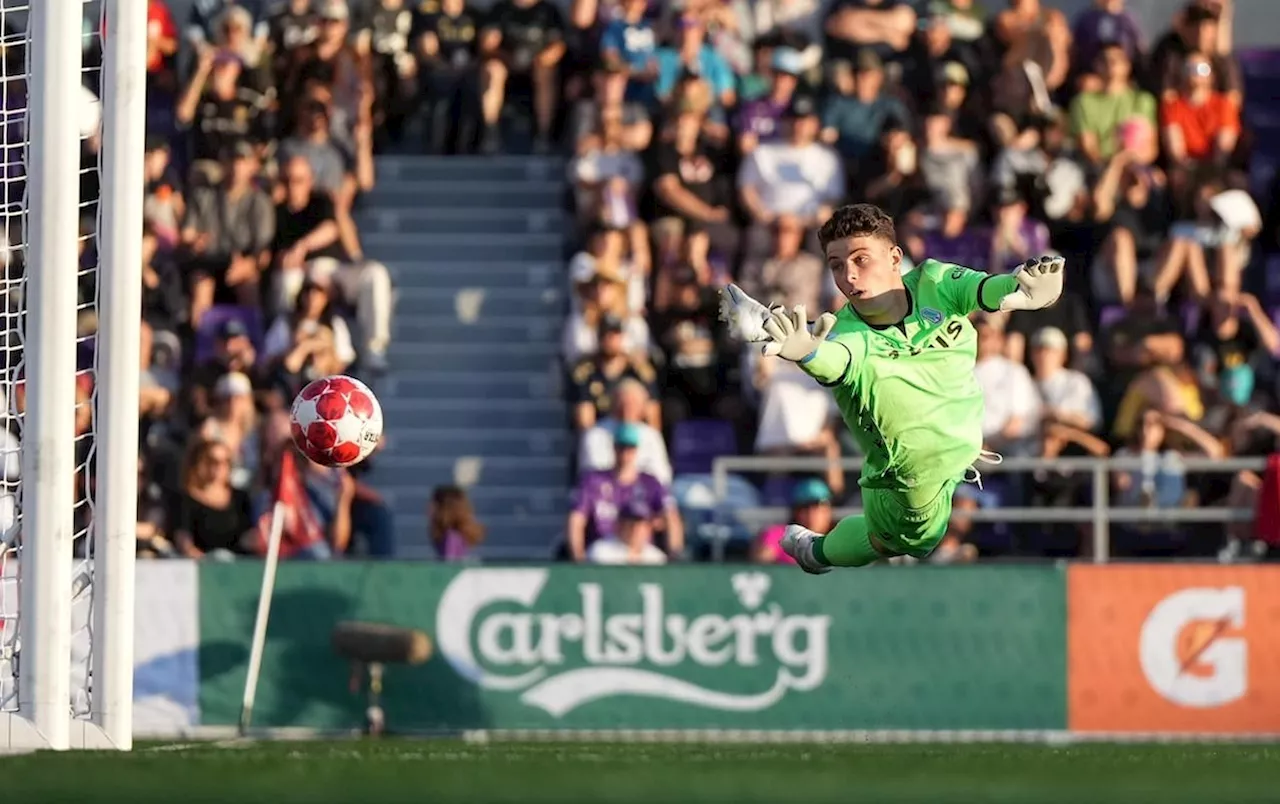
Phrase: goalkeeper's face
[{"left": 824, "top": 234, "right": 905, "bottom": 314}]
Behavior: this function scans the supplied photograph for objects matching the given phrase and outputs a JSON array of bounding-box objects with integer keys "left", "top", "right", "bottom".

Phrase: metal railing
[{"left": 710, "top": 455, "right": 1267, "bottom": 563}]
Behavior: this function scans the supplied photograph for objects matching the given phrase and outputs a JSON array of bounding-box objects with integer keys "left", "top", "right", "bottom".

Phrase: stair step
[
  {"left": 364, "top": 232, "right": 564, "bottom": 262},
  {"left": 362, "top": 181, "right": 563, "bottom": 210},
  {"left": 394, "top": 286, "right": 565, "bottom": 316},
  {"left": 382, "top": 513, "right": 563, "bottom": 558},
  {"left": 375, "top": 156, "right": 565, "bottom": 183},
  {"left": 367, "top": 455, "right": 570, "bottom": 486},
  {"left": 382, "top": 370, "right": 560, "bottom": 400},
  {"left": 356, "top": 207, "right": 567, "bottom": 235},
  {"left": 386, "top": 426, "right": 569, "bottom": 456},
  {"left": 392, "top": 316, "right": 560, "bottom": 343},
  {"left": 380, "top": 484, "right": 567, "bottom": 515},
  {"left": 381, "top": 399, "right": 566, "bottom": 429},
  {"left": 387, "top": 260, "right": 562, "bottom": 290}
]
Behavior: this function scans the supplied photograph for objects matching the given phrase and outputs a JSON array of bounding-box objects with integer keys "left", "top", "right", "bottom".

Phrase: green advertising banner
[{"left": 199, "top": 564, "right": 1067, "bottom": 732}]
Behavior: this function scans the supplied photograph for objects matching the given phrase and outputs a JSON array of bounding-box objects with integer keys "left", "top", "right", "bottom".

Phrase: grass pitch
[{"left": 2, "top": 740, "right": 1278, "bottom": 803}]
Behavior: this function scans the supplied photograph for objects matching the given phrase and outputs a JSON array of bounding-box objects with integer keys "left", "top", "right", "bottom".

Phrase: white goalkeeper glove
[
  {"left": 762, "top": 305, "right": 837, "bottom": 362},
  {"left": 718, "top": 283, "right": 775, "bottom": 343},
  {"left": 999, "top": 255, "right": 1065, "bottom": 312}
]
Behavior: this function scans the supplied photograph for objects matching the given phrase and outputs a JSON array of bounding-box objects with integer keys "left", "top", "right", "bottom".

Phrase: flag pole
[{"left": 239, "top": 452, "right": 292, "bottom": 736}]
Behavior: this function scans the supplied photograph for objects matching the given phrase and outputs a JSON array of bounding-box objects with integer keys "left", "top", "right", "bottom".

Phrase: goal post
[{"left": 0, "top": 0, "right": 145, "bottom": 752}]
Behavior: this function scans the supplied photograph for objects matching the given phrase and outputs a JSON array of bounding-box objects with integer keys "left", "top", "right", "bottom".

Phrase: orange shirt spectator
[{"left": 1159, "top": 91, "right": 1238, "bottom": 161}]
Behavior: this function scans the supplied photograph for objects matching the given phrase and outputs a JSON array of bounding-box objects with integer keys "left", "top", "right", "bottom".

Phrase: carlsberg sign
[{"left": 435, "top": 569, "right": 831, "bottom": 717}]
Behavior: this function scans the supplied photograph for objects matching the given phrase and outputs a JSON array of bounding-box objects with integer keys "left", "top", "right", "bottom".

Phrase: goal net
[{"left": 0, "top": 0, "right": 144, "bottom": 751}]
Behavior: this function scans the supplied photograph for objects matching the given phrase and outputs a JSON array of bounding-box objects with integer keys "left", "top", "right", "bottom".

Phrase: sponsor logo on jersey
[
  {"left": 921, "top": 307, "right": 943, "bottom": 325},
  {"left": 435, "top": 568, "right": 831, "bottom": 716}
]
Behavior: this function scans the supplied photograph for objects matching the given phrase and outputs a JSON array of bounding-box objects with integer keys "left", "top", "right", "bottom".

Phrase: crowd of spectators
[
  {"left": 51, "top": 0, "right": 406, "bottom": 561},
  {"left": 556, "top": 0, "right": 1280, "bottom": 564}
]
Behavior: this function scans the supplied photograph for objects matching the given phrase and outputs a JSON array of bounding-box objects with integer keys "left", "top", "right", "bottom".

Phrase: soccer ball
[{"left": 289, "top": 375, "right": 383, "bottom": 468}]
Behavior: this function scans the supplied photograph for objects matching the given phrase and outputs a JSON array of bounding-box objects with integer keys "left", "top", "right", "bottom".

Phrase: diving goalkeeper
[{"left": 720, "top": 203, "right": 1064, "bottom": 573}]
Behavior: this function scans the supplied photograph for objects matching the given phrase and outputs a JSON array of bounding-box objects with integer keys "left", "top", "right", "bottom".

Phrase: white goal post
[{"left": 0, "top": 0, "right": 144, "bottom": 751}]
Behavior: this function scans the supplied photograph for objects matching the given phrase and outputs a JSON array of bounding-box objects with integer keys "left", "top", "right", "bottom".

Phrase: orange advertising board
[{"left": 1068, "top": 565, "right": 1280, "bottom": 734}]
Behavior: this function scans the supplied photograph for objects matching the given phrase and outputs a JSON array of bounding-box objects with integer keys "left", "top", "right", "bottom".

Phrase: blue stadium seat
[{"left": 670, "top": 419, "right": 738, "bottom": 476}]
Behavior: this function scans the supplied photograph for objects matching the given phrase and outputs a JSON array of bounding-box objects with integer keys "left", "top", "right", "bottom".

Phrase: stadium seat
[
  {"left": 193, "top": 305, "right": 265, "bottom": 365},
  {"left": 670, "top": 419, "right": 738, "bottom": 475},
  {"left": 672, "top": 472, "right": 761, "bottom": 559}
]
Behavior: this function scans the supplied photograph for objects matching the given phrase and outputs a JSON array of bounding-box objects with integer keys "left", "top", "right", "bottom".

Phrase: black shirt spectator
[
  {"left": 177, "top": 49, "right": 271, "bottom": 163},
  {"left": 274, "top": 185, "right": 347, "bottom": 263},
  {"left": 414, "top": 0, "right": 483, "bottom": 68},
  {"left": 483, "top": 0, "right": 566, "bottom": 73}
]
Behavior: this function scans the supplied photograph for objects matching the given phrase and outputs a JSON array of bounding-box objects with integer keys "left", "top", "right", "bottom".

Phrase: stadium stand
[{"left": 76, "top": 0, "right": 1279, "bottom": 563}]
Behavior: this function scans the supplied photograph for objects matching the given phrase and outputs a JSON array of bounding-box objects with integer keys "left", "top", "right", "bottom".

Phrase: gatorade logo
[
  {"left": 1138, "top": 587, "right": 1246, "bottom": 708},
  {"left": 1068, "top": 567, "right": 1280, "bottom": 734}
]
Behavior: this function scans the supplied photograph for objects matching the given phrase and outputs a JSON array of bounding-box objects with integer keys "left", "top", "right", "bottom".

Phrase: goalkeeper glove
[
  {"left": 999, "top": 255, "right": 1065, "bottom": 312},
  {"left": 718, "top": 283, "right": 776, "bottom": 343},
  {"left": 762, "top": 305, "right": 837, "bottom": 362}
]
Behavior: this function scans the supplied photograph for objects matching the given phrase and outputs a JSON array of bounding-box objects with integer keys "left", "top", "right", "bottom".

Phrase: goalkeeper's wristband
[{"left": 799, "top": 349, "right": 818, "bottom": 364}]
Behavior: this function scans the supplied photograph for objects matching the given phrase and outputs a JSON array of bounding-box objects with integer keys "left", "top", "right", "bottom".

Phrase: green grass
[{"left": 3, "top": 740, "right": 1279, "bottom": 803}]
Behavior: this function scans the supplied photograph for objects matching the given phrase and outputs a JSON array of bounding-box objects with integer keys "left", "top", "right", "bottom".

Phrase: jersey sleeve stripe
[{"left": 976, "top": 275, "right": 1001, "bottom": 313}]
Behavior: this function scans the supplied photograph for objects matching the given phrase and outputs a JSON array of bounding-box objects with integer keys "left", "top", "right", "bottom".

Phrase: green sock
[{"left": 813, "top": 515, "right": 881, "bottom": 568}]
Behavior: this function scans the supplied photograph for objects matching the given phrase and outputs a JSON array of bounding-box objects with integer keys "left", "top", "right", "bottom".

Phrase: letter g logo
[{"left": 1138, "top": 587, "right": 1246, "bottom": 709}]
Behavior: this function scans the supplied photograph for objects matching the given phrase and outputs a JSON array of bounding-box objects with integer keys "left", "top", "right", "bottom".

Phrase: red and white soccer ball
[{"left": 289, "top": 375, "right": 384, "bottom": 468}]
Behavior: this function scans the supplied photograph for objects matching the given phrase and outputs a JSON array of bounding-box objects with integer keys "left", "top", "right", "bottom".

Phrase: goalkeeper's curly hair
[{"left": 817, "top": 204, "right": 898, "bottom": 251}]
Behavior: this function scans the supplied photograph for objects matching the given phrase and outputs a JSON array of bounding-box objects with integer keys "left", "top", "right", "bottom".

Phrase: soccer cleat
[
  {"left": 718, "top": 283, "right": 776, "bottom": 343},
  {"left": 780, "top": 525, "right": 832, "bottom": 574}
]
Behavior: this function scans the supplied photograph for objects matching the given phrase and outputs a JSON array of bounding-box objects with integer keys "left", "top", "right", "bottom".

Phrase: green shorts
[{"left": 862, "top": 479, "right": 962, "bottom": 559}]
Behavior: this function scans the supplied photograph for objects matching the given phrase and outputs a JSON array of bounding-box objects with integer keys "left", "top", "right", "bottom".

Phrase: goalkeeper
[{"left": 720, "top": 204, "right": 1064, "bottom": 573}]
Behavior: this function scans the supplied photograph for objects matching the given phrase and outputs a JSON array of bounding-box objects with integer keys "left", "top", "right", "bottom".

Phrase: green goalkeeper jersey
[{"left": 801, "top": 260, "right": 1019, "bottom": 494}]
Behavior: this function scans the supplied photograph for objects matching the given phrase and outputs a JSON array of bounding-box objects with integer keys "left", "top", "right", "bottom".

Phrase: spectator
[
  {"left": 916, "top": 103, "right": 980, "bottom": 239},
  {"left": 861, "top": 123, "right": 929, "bottom": 222},
  {"left": 415, "top": 0, "right": 484, "bottom": 154},
  {"left": 599, "top": 0, "right": 659, "bottom": 105},
  {"left": 266, "top": 0, "right": 320, "bottom": 80},
  {"left": 187, "top": 318, "right": 258, "bottom": 423},
  {"left": 570, "top": 106, "right": 646, "bottom": 231},
  {"left": 1149, "top": 1, "right": 1239, "bottom": 104},
  {"left": 587, "top": 502, "right": 669, "bottom": 565},
  {"left": 282, "top": 0, "right": 372, "bottom": 146},
  {"left": 1005, "top": 281, "right": 1095, "bottom": 372},
  {"left": 429, "top": 485, "right": 486, "bottom": 560},
  {"left": 359, "top": 0, "right": 419, "bottom": 149},
  {"left": 738, "top": 215, "right": 835, "bottom": 312},
  {"left": 820, "top": 50, "right": 911, "bottom": 162},
  {"left": 479, "top": 0, "right": 567, "bottom": 152},
  {"left": 650, "top": 262, "right": 733, "bottom": 426},
  {"left": 1193, "top": 289, "right": 1280, "bottom": 377},
  {"left": 175, "top": 47, "right": 270, "bottom": 169},
  {"left": 753, "top": 477, "right": 832, "bottom": 564},
  {"left": 973, "top": 317, "right": 1042, "bottom": 456},
  {"left": 172, "top": 437, "right": 254, "bottom": 559},
  {"left": 989, "top": 188, "right": 1051, "bottom": 274},
  {"left": 143, "top": 135, "right": 184, "bottom": 254},
  {"left": 565, "top": 423, "right": 683, "bottom": 561},
  {"left": 562, "top": 267, "right": 650, "bottom": 365},
  {"left": 578, "top": 379, "right": 672, "bottom": 484},
  {"left": 264, "top": 276, "right": 356, "bottom": 367},
  {"left": 648, "top": 93, "right": 738, "bottom": 277},
  {"left": 992, "top": 0, "right": 1072, "bottom": 95},
  {"left": 568, "top": 64, "right": 653, "bottom": 154},
  {"left": 1159, "top": 51, "right": 1240, "bottom": 172},
  {"left": 935, "top": 486, "right": 981, "bottom": 563},
  {"left": 751, "top": 355, "right": 845, "bottom": 495},
  {"left": 198, "top": 371, "right": 260, "bottom": 490},
  {"left": 655, "top": 13, "right": 735, "bottom": 111},
  {"left": 569, "top": 315, "right": 660, "bottom": 431},
  {"left": 1090, "top": 123, "right": 1171, "bottom": 304},
  {"left": 569, "top": 226, "right": 647, "bottom": 315},
  {"left": 738, "top": 95, "right": 845, "bottom": 257},
  {"left": 181, "top": 140, "right": 275, "bottom": 324},
  {"left": 822, "top": 0, "right": 917, "bottom": 64},
  {"left": 1069, "top": 43, "right": 1157, "bottom": 168},
  {"left": 1112, "top": 409, "right": 1222, "bottom": 509},
  {"left": 1031, "top": 326, "right": 1102, "bottom": 435},
  {"left": 268, "top": 317, "right": 347, "bottom": 400},
  {"left": 1071, "top": 0, "right": 1144, "bottom": 83},
  {"left": 901, "top": 12, "right": 983, "bottom": 108},
  {"left": 734, "top": 46, "right": 803, "bottom": 155}
]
